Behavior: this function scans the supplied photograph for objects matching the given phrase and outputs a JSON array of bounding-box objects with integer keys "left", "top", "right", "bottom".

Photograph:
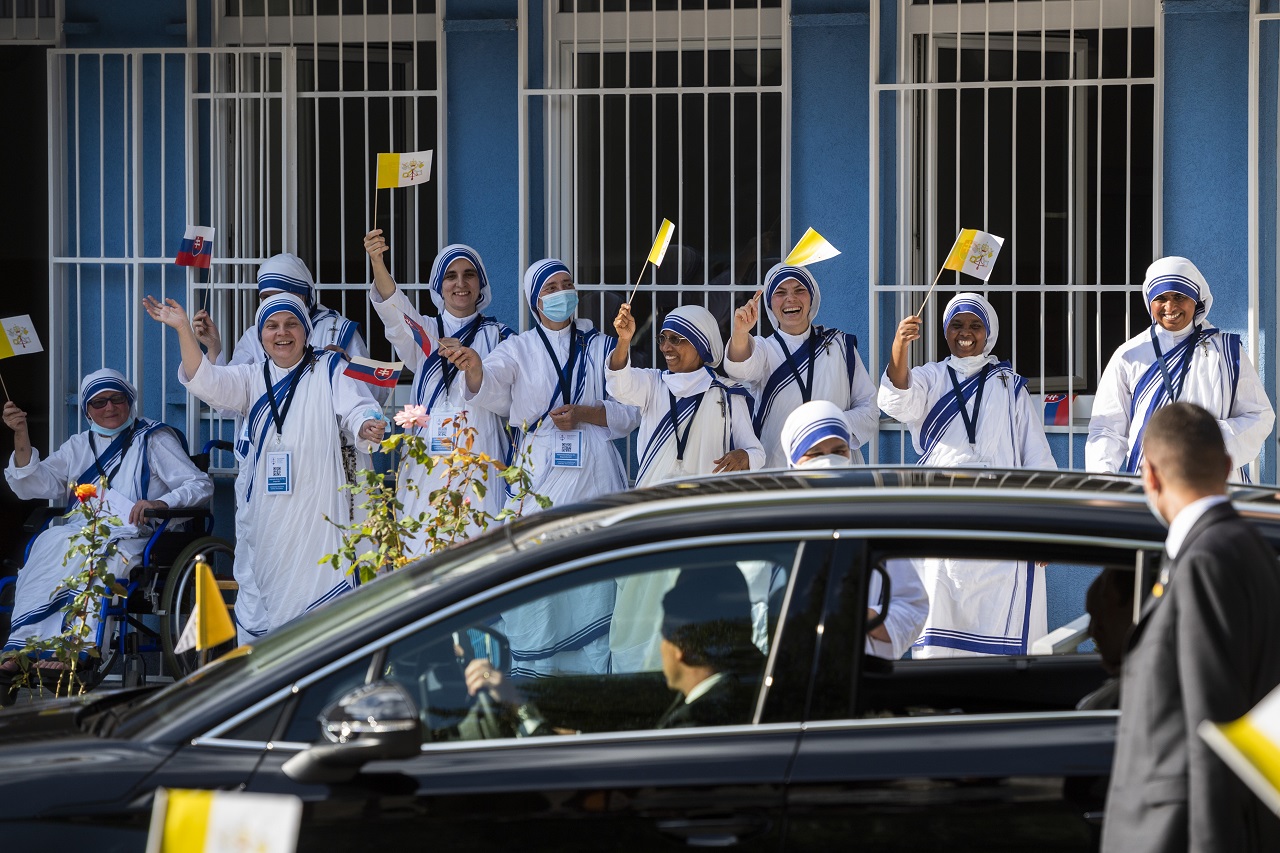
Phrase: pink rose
[{"left": 394, "top": 404, "right": 430, "bottom": 430}]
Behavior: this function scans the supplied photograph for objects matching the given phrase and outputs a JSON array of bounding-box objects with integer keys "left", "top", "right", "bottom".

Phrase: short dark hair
[
  {"left": 1144, "top": 402, "right": 1229, "bottom": 490},
  {"left": 661, "top": 567, "right": 755, "bottom": 672}
]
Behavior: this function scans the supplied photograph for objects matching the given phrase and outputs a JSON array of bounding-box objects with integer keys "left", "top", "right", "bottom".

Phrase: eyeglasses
[
  {"left": 658, "top": 333, "right": 691, "bottom": 348},
  {"left": 87, "top": 394, "right": 129, "bottom": 410}
]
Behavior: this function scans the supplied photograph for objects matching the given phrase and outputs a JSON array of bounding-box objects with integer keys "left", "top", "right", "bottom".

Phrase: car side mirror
[
  {"left": 282, "top": 680, "right": 423, "bottom": 785},
  {"left": 866, "top": 563, "right": 891, "bottom": 632}
]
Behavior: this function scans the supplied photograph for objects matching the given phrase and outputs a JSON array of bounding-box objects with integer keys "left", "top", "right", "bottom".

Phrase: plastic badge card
[
  {"left": 552, "top": 429, "right": 583, "bottom": 468},
  {"left": 430, "top": 407, "right": 461, "bottom": 454},
  {"left": 266, "top": 451, "right": 292, "bottom": 494}
]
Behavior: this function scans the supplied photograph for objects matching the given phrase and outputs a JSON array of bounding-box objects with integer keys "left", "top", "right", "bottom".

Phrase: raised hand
[
  {"left": 613, "top": 303, "right": 636, "bottom": 344},
  {"left": 364, "top": 229, "right": 389, "bottom": 264},
  {"left": 2, "top": 400, "right": 27, "bottom": 434},
  {"left": 143, "top": 295, "right": 190, "bottom": 330},
  {"left": 733, "top": 290, "right": 763, "bottom": 337},
  {"left": 192, "top": 309, "right": 222, "bottom": 355}
]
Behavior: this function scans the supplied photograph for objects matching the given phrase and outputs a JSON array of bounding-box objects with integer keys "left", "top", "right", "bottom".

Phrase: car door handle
[{"left": 655, "top": 816, "right": 771, "bottom": 847}]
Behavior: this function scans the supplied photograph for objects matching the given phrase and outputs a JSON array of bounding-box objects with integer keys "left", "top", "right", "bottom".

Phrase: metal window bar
[
  {"left": 868, "top": 0, "right": 1161, "bottom": 470},
  {"left": 519, "top": 2, "right": 788, "bottom": 479}
]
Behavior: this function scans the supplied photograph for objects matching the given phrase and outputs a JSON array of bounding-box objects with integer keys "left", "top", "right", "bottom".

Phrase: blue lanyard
[{"left": 946, "top": 364, "right": 992, "bottom": 447}]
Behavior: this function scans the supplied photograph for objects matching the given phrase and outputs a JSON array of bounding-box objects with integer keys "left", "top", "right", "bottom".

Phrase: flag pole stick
[
  {"left": 915, "top": 265, "right": 948, "bottom": 319},
  {"left": 0, "top": 370, "right": 9, "bottom": 401},
  {"left": 626, "top": 260, "right": 650, "bottom": 306},
  {"left": 373, "top": 187, "right": 380, "bottom": 238}
]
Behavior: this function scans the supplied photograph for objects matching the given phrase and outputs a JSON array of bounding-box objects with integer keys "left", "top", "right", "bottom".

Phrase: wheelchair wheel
[{"left": 160, "top": 538, "right": 237, "bottom": 679}]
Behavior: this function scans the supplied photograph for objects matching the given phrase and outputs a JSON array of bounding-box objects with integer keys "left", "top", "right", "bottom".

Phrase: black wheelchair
[{"left": 0, "top": 440, "right": 238, "bottom": 691}]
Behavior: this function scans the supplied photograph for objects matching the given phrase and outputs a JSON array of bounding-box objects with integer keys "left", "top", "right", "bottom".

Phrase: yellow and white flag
[
  {"left": 172, "top": 559, "right": 236, "bottom": 654},
  {"left": 1200, "top": 686, "right": 1280, "bottom": 817},
  {"left": 784, "top": 227, "right": 840, "bottom": 267},
  {"left": 0, "top": 315, "right": 43, "bottom": 359},
  {"left": 376, "top": 150, "right": 434, "bottom": 189},
  {"left": 647, "top": 218, "right": 675, "bottom": 266},
  {"left": 942, "top": 228, "right": 1004, "bottom": 282},
  {"left": 146, "top": 789, "right": 302, "bottom": 853}
]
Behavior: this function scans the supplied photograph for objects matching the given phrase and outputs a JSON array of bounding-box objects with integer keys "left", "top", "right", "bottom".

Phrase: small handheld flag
[
  {"left": 1200, "top": 685, "right": 1280, "bottom": 817},
  {"left": 344, "top": 356, "right": 404, "bottom": 388},
  {"left": 376, "top": 150, "right": 434, "bottom": 189},
  {"left": 147, "top": 788, "right": 303, "bottom": 853},
  {"left": 1042, "top": 394, "right": 1076, "bottom": 426},
  {"left": 0, "top": 315, "right": 43, "bottom": 360},
  {"left": 629, "top": 218, "right": 676, "bottom": 304},
  {"left": 172, "top": 558, "right": 236, "bottom": 656},
  {"left": 784, "top": 227, "right": 841, "bottom": 267},
  {"left": 403, "top": 314, "right": 434, "bottom": 359},
  {"left": 175, "top": 226, "right": 215, "bottom": 269},
  {"left": 942, "top": 228, "right": 1004, "bottom": 282},
  {"left": 917, "top": 227, "right": 1006, "bottom": 318}
]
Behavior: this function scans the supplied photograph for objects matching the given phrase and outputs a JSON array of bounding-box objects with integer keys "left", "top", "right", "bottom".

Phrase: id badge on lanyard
[
  {"left": 266, "top": 451, "right": 293, "bottom": 494},
  {"left": 430, "top": 406, "right": 464, "bottom": 454},
  {"left": 552, "top": 429, "right": 584, "bottom": 468}
]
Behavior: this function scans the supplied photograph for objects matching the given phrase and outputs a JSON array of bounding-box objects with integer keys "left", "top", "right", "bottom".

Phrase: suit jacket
[
  {"left": 1101, "top": 502, "right": 1280, "bottom": 853},
  {"left": 656, "top": 674, "right": 756, "bottom": 730}
]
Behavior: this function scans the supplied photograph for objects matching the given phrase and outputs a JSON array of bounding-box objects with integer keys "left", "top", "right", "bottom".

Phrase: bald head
[{"left": 1143, "top": 402, "right": 1230, "bottom": 493}]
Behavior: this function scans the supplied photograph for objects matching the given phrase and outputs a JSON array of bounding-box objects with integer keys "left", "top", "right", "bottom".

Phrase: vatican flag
[
  {"left": 942, "top": 228, "right": 1004, "bottom": 282},
  {"left": 784, "top": 227, "right": 840, "bottom": 267},
  {"left": 1200, "top": 686, "right": 1280, "bottom": 817},
  {"left": 172, "top": 559, "right": 236, "bottom": 654},
  {"left": 146, "top": 789, "right": 303, "bottom": 853},
  {"left": 376, "top": 150, "right": 434, "bottom": 189},
  {"left": 647, "top": 218, "right": 675, "bottom": 266},
  {"left": 0, "top": 315, "right": 43, "bottom": 359}
]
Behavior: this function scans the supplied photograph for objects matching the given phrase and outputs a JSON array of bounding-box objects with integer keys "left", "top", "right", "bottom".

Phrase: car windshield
[{"left": 106, "top": 531, "right": 518, "bottom": 739}]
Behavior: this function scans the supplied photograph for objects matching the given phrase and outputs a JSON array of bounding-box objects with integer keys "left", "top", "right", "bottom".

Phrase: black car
[{"left": 4, "top": 467, "right": 1277, "bottom": 851}]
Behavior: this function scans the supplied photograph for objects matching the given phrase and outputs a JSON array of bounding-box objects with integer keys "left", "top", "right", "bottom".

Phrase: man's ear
[{"left": 1141, "top": 459, "right": 1160, "bottom": 495}]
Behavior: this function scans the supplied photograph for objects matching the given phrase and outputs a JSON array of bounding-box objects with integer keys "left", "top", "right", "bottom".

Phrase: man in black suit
[
  {"left": 1102, "top": 402, "right": 1280, "bottom": 852},
  {"left": 654, "top": 567, "right": 764, "bottom": 729}
]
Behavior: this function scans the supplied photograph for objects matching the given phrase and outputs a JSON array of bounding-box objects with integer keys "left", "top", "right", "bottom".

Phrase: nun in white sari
[
  {"left": 364, "top": 233, "right": 515, "bottom": 553},
  {"left": 723, "top": 263, "right": 879, "bottom": 468},
  {"left": 604, "top": 303, "right": 764, "bottom": 672},
  {"left": 2, "top": 369, "right": 212, "bottom": 659},
  {"left": 1086, "top": 256, "right": 1273, "bottom": 480},
  {"left": 148, "top": 293, "right": 386, "bottom": 637},
  {"left": 780, "top": 401, "right": 929, "bottom": 660},
  {"left": 447, "top": 259, "right": 640, "bottom": 676},
  {"left": 879, "top": 293, "right": 1055, "bottom": 657}
]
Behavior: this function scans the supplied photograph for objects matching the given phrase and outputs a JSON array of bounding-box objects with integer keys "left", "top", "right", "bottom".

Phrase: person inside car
[
  {"left": 781, "top": 399, "right": 930, "bottom": 660},
  {"left": 457, "top": 566, "right": 765, "bottom": 736}
]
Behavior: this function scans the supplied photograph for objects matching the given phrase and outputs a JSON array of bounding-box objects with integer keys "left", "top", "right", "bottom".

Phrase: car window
[
  {"left": 280, "top": 657, "right": 377, "bottom": 743},
  {"left": 378, "top": 541, "right": 801, "bottom": 744},
  {"left": 808, "top": 539, "right": 1150, "bottom": 723}
]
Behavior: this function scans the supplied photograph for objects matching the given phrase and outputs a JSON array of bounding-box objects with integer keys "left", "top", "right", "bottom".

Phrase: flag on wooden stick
[
  {"left": 942, "top": 228, "right": 1004, "bottom": 282},
  {"left": 0, "top": 315, "right": 42, "bottom": 359},
  {"left": 176, "top": 226, "right": 215, "bottom": 269},
  {"left": 376, "top": 150, "right": 434, "bottom": 189},
  {"left": 172, "top": 558, "right": 236, "bottom": 655},
  {"left": 784, "top": 227, "right": 840, "bottom": 267}
]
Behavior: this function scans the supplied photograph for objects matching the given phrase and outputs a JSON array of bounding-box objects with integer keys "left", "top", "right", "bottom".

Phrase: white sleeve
[
  {"left": 721, "top": 335, "right": 771, "bottom": 385},
  {"left": 844, "top": 346, "right": 880, "bottom": 448},
  {"left": 1085, "top": 352, "right": 1132, "bottom": 473},
  {"left": 5, "top": 444, "right": 75, "bottom": 502},
  {"left": 227, "top": 326, "right": 259, "bottom": 368},
  {"left": 1015, "top": 387, "right": 1059, "bottom": 470},
  {"left": 603, "top": 399, "right": 641, "bottom": 440},
  {"left": 604, "top": 362, "right": 656, "bottom": 410},
  {"left": 180, "top": 357, "right": 256, "bottom": 418},
  {"left": 730, "top": 393, "right": 767, "bottom": 470},
  {"left": 465, "top": 338, "right": 520, "bottom": 416},
  {"left": 866, "top": 558, "right": 930, "bottom": 661},
  {"left": 1221, "top": 349, "right": 1276, "bottom": 471},
  {"left": 147, "top": 429, "right": 214, "bottom": 509},
  {"left": 331, "top": 366, "right": 383, "bottom": 447},
  {"left": 877, "top": 367, "right": 932, "bottom": 428},
  {"left": 369, "top": 284, "right": 433, "bottom": 374}
]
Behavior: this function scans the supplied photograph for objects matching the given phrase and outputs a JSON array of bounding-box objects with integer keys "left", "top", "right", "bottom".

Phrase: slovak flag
[
  {"left": 176, "top": 225, "right": 215, "bottom": 269},
  {"left": 403, "top": 313, "right": 433, "bottom": 358},
  {"left": 1042, "top": 393, "right": 1075, "bottom": 426},
  {"left": 344, "top": 356, "right": 403, "bottom": 388}
]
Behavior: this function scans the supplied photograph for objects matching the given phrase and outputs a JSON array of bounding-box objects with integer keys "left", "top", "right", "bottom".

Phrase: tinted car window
[{"left": 381, "top": 541, "right": 800, "bottom": 743}]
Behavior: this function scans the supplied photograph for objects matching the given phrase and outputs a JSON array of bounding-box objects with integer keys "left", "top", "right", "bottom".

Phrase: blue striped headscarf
[
  {"left": 257, "top": 253, "right": 316, "bottom": 310},
  {"left": 781, "top": 400, "right": 851, "bottom": 468},
  {"left": 943, "top": 292, "right": 999, "bottom": 356},
  {"left": 763, "top": 263, "right": 822, "bottom": 329},
  {"left": 661, "top": 304, "right": 724, "bottom": 368},
  {"left": 523, "top": 258, "right": 573, "bottom": 314},
  {"left": 256, "top": 292, "right": 314, "bottom": 340},
  {"left": 1143, "top": 256, "right": 1212, "bottom": 325},
  {"left": 429, "top": 244, "right": 492, "bottom": 314},
  {"left": 80, "top": 368, "right": 136, "bottom": 417}
]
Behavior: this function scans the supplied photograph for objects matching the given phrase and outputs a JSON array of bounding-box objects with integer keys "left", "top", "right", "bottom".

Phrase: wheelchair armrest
[
  {"left": 143, "top": 507, "right": 213, "bottom": 522},
  {"left": 23, "top": 506, "right": 64, "bottom": 534}
]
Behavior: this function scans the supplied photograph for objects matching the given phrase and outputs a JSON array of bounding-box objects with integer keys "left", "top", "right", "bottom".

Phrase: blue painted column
[{"left": 445, "top": 0, "right": 522, "bottom": 329}]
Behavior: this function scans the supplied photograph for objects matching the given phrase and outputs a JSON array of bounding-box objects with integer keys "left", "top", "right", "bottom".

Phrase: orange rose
[{"left": 74, "top": 483, "right": 98, "bottom": 503}]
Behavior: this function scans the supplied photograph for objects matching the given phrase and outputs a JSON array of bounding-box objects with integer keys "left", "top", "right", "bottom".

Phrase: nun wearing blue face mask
[
  {"left": 147, "top": 293, "right": 385, "bottom": 636},
  {"left": 363, "top": 232, "right": 516, "bottom": 551},
  {"left": 1, "top": 369, "right": 212, "bottom": 659},
  {"left": 1087, "top": 256, "right": 1274, "bottom": 480},
  {"left": 780, "top": 400, "right": 929, "bottom": 661},
  {"left": 445, "top": 259, "right": 639, "bottom": 677},
  {"left": 880, "top": 293, "right": 1055, "bottom": 659}
]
